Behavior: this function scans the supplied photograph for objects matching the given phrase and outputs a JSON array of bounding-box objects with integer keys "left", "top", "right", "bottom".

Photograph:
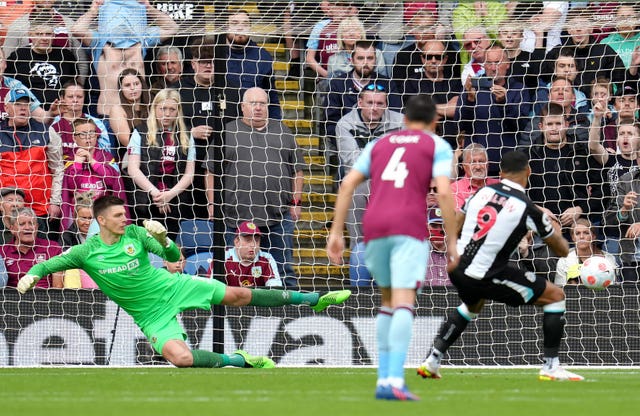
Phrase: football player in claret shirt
[
  {"left": 327, "top": 94, "right": 459, "bottom": 401},
  {"left": 218, "top": 221, "right": 283, "bottom": 288}
]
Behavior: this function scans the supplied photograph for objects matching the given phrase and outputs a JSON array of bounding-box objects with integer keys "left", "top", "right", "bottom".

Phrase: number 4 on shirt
[{"left": 381, "top": 147, "right": 409, "bottom": 188}]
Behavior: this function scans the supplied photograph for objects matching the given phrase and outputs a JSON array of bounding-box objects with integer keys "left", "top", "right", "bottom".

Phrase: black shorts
[{"left": 449, "top": 265, "right": 548, "bottom": 307}]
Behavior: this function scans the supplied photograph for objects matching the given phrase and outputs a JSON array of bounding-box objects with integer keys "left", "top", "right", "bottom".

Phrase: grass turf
[{"left": 1, "top": 367, "right": 639, "bottom": 416}]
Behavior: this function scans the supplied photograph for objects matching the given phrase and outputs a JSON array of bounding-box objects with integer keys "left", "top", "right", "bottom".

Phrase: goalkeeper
[{"left": 17, "top": 195, "right": 351, "bottom": 369}]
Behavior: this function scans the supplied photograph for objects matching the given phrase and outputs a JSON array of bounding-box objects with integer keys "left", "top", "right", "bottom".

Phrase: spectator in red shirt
[
  {"left": 0, "top": 206, "right": 62, "bottom": 288},
  {"left": 217, "top": 221, "right": 283, "bottom": 288},
  {"left": 451, "top": 143, "right": 499, "bottom": 210}
]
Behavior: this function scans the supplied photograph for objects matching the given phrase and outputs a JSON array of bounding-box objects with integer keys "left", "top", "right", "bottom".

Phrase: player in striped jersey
[{"left": 417, "top": 151, "right": 584, "bottom": 381}]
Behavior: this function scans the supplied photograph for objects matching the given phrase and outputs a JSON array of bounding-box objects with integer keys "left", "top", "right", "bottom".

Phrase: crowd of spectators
[{"left": 2, "top": 1, "right": 640, "bottom": 289}]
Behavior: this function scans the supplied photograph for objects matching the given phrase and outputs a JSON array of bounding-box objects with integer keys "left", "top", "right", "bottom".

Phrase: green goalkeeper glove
[
  {"left": 17, "top": 274, "right": 39, "bottom": 294},
  {"left": 143, "top": 219, "right": 170, "bottom": 247}
]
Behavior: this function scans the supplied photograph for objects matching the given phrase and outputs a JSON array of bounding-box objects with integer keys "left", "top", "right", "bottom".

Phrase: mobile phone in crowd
[{"left": 470, "top": 77, "right": 493, "bottom": 90}]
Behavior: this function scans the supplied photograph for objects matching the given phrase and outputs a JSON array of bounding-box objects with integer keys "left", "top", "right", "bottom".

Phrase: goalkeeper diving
[{"left": 18, "top": 195, "right": 351, "bottom": 368}]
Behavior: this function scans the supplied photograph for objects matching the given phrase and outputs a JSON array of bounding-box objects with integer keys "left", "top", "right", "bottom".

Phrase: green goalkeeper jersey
[{"left": 27, "top": 225, "right": 182, "bottom": 328}]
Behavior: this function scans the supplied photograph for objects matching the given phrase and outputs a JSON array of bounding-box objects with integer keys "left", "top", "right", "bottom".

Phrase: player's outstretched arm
[
  {"left": 17, "top": 274, "right": 41, "bottom": 294},
  {"left": 141, "top": 220, "right": 181, "bottom": 262},
  {"left": 143, "top": 219, "right": 169, "bottom": 247},
  {"left": 17, "top": 246, "right": 84, "bottom": 293}
]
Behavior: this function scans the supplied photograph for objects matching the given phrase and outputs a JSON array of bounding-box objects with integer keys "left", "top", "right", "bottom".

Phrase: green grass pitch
[{"left": 2, "top": 367, "right": 639, "bottom": 416}]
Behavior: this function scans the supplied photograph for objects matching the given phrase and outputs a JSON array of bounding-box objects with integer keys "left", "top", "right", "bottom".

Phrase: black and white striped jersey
[{"left": 458, "top": 178, "right": 554, "bottom": 279}]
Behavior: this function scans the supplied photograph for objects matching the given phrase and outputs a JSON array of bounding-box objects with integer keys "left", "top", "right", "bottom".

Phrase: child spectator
[{"left": 61, "top": 117, "right": 128, "bottom": 230}]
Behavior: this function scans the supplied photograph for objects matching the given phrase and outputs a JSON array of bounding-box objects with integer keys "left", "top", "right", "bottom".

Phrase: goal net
[{"left": 0, "top": 0, "right": 639, "bottom": 367}]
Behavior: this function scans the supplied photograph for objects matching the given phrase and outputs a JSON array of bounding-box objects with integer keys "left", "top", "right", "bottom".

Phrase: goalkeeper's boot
[
  {"left": 417, "top": 353, "right": 442, "bottom": 379},
  {"left": 234, "top": 350, "right": 275, "bottom": 369},
  {"left": 538, "top": 365, "right": 584, "bottom": 381},
  {"left": 375, "top": 384, "right": 420, "bottom": 401},
  {"left": 311, "top": 290, "right": 352, "bottom": 312}
]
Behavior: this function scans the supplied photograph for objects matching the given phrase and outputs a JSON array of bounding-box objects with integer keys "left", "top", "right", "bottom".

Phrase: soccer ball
[{"left": 580, "top": 256, "right": 615, "bottom": 290}]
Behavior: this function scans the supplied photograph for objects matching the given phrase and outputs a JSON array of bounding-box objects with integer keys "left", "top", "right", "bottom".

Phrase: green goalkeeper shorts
[{"left": 141, "top": 274, "right": 227, "bottom": 354}]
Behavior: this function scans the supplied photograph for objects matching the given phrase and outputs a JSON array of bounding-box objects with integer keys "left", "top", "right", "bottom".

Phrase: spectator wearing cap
[
  {"left": 574, "top": 79, "right": 637, "bottom": 158},
  {"left": 457, "top": 45, "right": 530, "bottom": 176},
  {"left": 0, "top": 88, "right": 63, "bottom": 238},
  {"left": 0, "top": 187, "right": 25, "bottom": 245},
  {"left": 71, "top": 0, "right": 178, "bottom": 115},
  {"left": 451, "top": 143, "right": 499, "bottom": 211},
  {"left": 215, "top": 221, "right": 283, "bottom": 288},
  {"left": 0, "top": 48, "right": 57, "bottom": 125},
  {"left": 424, "top": 206, "right": 450, "bottom": 286},
  {"left": 0, "top": 206, "right": 63, "bottom": 288}
]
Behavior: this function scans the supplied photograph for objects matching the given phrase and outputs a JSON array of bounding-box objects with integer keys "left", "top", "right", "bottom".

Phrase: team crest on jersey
[
  {"left": 124, "top": 244, "right": 137, "bottom": 256},
  {"left": 251, "top": 266, "right": 262, "bottom": 278}
]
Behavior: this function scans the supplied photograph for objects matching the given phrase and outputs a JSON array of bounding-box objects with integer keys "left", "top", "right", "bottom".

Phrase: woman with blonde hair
[
  {"left": 327, "top": 16, "right": 388, "bottom": 77},
  {"left": 126, "top": 88, "right": 195, "bottom": 237},
  {"left": 555, "top": 218, "right": 617, "bottom": 286}
]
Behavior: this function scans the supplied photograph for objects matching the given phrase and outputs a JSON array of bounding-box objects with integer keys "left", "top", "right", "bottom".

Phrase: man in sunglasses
[{"left": 404, "top": 39, "right": 462, "bottom": 141}]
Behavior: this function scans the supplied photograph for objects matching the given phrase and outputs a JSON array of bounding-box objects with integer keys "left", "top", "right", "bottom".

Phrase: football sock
[
  {"left": 388, "top": 305, "right": 415, "bottom": 386},
  {"left": 542, "top": 301, "right": 566, "bottom": 358},
  {"left": 433, "top": 304, "right": 474, "bottom": 354},
  {"left": 376, "top": 306, "right": 393, "bottom": 384},
  {"left": 191, "top": 349, "right": 244, "bottom": 368},
  {"left": 249, "top": 289, "right": 319, "bottom": 307}
]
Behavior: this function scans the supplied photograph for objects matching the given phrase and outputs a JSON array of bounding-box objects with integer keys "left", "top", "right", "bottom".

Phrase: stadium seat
[
  {"left": 149, "top": 253, "right": 165, "bottom": 269},
  {"left": 184, "top": 252, "right": 213, "bottom": 276},
  {"left": 176, "top": 220, "right": 214, "bottom": 256}
]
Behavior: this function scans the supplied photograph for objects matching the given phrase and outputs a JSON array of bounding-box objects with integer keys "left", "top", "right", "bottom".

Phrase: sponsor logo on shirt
[{"left": 99, "top": 259, "right": 139, "bottom": 275}]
